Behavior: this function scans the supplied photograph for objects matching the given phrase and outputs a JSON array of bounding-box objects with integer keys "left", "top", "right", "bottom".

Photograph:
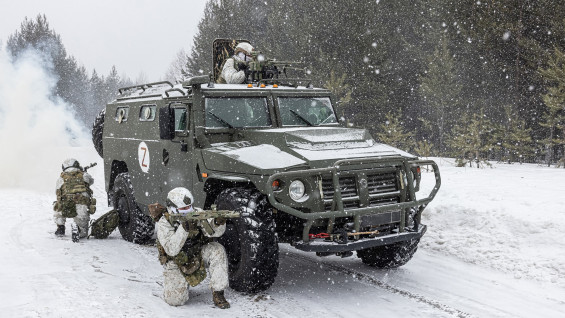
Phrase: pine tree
[
  {"left": 323, "top": 70, "right": 352, "bottom": 120},
  {"left": 448, "top": 109, "right": 494, "bottom": 168},
  {"left": 374, "top": 110, "right": 414, "bottom": 152},
  {"left": 539, "top": 47, "right": 565, "bottom": 167},
  {"left": 418, "top": 34, "right": 462, "bottom": 156}
]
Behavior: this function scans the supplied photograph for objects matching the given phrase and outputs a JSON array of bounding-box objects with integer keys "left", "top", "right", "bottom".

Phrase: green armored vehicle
[{"left": 92, "top": 39, "right": 441, "bottom": 293}]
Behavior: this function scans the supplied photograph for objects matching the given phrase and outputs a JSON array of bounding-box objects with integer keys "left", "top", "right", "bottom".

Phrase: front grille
[
  {"left": 367, "top": 172, "right": 397, "bottom": 194},
  {"left": 322, "top": 176, "right": 358, "bottom": 210},
  {"left": 322, "top": 170, "right": 400, "bottom": 211},
  {"left": 322, "top": 176, "right": 357, "bottom": 198}
]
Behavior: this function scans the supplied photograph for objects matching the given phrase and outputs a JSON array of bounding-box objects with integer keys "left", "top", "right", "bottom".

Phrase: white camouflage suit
[
  {"left": 220, "top": 52, "right": 249, "bottom": 84},
  {"left": 54, "top": 168, "right": 94, "bottom": 238},
  {"left": 157, "top": 214, "right": 229, "bottom": 306}
]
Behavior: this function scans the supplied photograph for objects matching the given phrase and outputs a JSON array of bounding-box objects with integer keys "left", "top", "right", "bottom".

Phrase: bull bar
[{"left": 265, "top": 157, "right": 441, "bottom": 251}]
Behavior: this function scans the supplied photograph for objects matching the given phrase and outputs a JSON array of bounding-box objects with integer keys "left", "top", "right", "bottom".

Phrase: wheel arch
[
  {"left": 203, "top": 178, "right": 256, "bottom": 209},
  {"left": 107, "top": 160, "right": 128, "bottom": 205}
]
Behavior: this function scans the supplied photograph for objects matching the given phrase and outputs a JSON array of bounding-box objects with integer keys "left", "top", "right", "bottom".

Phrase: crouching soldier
[
  {"left": 150, "top": 187, "right": 230, "bottom": 309},
  {"left": 53, "top": 158, "right": 96, "bottom": 240}
]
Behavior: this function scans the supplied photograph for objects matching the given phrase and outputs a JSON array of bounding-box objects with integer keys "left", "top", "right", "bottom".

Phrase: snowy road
[
  {"left": 1, "top": 146, "right": 565, "bottom": 317},
  {"left": 1, "top": 188, "right": 564, "bottom": 317}
]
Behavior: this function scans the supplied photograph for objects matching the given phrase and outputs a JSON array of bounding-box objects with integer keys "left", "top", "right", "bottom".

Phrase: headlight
[{"left": 289, "top": 180, "right": 305, "bottom": 201}]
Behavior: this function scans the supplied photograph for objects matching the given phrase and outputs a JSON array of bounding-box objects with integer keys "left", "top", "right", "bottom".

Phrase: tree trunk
[{"left": 546, "top": 126, "right": 554, "bottom": 167}]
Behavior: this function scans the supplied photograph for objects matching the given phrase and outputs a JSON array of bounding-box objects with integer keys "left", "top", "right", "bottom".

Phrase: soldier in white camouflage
[
  {"left": 151, "top": 187, "right": 230, "bottom": 309},
  {"left": 218, "top": 41, "right": 254, "bottom": 84},
  {"left": 53, "top": 158, "right": 96, "bottom": 239}
]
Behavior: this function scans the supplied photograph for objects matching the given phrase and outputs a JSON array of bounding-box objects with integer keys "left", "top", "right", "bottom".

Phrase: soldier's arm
[
  {"left": 222, "top": 58, "right": 245, "bottom": 84},
  {"left": 156, "top": 216, "right": 189, "bottom": 257},
  {"left": 55, "top": 177, "right": 64, "bottom": 191},
  {"left": 83, "top": 172, "right": 94, "bottom": 186}
]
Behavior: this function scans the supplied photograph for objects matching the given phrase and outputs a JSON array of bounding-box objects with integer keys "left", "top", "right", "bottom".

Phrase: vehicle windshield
[
  {"left": 278, "top": 97, "right": 337, "bottom": 126},
  {"left": 205, "top": 97, "right": 271, "bottom": 128}
]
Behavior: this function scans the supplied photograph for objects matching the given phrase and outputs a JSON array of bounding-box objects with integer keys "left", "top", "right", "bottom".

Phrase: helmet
[
  {"left": 235, "top": 42, "right": 253, "bottom": 55},
  {"left": 166, "top": 187, "right": 194, "bottom": 214},
  {"left": 62, "top": 158, "right": 81, "bottom": 171}
]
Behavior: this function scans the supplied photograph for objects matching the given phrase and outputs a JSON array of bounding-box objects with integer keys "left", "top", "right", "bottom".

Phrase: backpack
[{"left": 90, "top": 209, "right": 120, "bottom": 239}]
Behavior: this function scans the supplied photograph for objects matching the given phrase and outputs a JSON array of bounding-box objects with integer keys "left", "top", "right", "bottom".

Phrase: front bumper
[
  {"left": 293, "top": 225, "right": 426, "bottom": 252},
  {"left": 265, "top": 156, "right": 440, "bottom": 243}
]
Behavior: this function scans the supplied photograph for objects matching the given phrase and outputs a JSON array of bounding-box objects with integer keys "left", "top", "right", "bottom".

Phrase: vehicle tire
[
  {"left": 356, "top": 238, "right": 420, "bottom": 268},
  {"left": 92, "top": 108, "right": 105, "bottom": 157},
  {"left": 215, "top": 188, "right": 279, "bottom": 293},
  {"left": 112, "top": 172, "right": 154, "bottom": 244}
]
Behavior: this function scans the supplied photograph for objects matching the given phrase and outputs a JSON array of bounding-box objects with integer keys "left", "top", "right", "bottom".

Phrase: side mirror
[{"left": 159, "top": 107, "right": 175, "bottom": 140}]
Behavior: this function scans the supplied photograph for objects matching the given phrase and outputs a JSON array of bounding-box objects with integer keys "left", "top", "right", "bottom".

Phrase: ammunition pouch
[
  {"left": 157, "top": 238, "right": 207, "bottom": 287},
  {"left": 89, "top": 198, "right": 97, "bottom": 215},
  {"left": 60, "top": 197, "right": 77, "bottom": 218}
]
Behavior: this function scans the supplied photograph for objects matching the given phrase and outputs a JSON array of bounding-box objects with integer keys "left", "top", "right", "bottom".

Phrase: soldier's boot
[
  {"left": 55, "top": 225, "right": 65, "bottom": 236},
  {"left": 212, "top": 290, "right": 230, "bottom": 309}
]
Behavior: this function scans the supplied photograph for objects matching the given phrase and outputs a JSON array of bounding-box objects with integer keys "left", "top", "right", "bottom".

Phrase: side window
[
  {"left": 174, "top": 108, "right": 188, "bottom": 132},
  {"left": 115, "top": 107, "right": 129, "bottom": 123},
  {"left": 139, "top": 105, "right": 156, "bottom": 121}
]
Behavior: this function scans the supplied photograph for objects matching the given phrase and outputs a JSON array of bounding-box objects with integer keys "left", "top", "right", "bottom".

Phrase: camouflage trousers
[
  {"left": 163, "top": 242, "right": 229, "bottom": 306},
  {"left": 53, "top": 204, "right": 90, "bottom": 238}
]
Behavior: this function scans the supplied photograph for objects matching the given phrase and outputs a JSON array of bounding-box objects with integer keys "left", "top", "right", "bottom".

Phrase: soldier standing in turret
[
  {"left": 151, "top": 187, "right": 230, "bottom": 309},
  {"left": 53, "top": 158, "right": 95, "bottom": 240},
  {"left": 218, "top": 41, "right": 254, "bottom": 84}
]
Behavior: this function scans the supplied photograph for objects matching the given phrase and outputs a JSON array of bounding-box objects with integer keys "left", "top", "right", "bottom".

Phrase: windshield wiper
[
  {"left": 207, "top": 111, "right": 234, "bottom": 128},
  {"left": 319, "top": 114, "right": 336, "bottom": 125},
  {"left": 289, "top": 109, "right": 313, "bottom": 126}
]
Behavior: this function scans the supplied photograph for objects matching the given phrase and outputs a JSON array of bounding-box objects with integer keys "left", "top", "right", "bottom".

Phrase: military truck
[{"left": 91, "top": 39, "right": 441, "bottom": 293}]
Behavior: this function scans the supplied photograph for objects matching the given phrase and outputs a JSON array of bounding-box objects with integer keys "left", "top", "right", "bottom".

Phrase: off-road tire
[
  {"left": 356, "top": 238, "right": 420, "bottom": 268},
  {"left": 92, "top": 108, "right": 105, "bottom": 157},
  {"left": 112, "top": 172, "right": 154, "bottom": 244},
  {"left": 215, "top": 188, "right": 279, "bottom": 293}
]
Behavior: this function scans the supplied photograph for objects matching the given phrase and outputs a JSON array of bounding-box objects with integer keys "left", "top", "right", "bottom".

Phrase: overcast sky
[{"left": 0, "top": 0, "right": 208, "bottom": 80}]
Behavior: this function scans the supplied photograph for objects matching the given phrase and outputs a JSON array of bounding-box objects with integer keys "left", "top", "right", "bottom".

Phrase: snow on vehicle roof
[
  {"left": 116, "top": 83, "right": 188, "bottom": 102},
  {"left": 200, "top": 83, "right": 327, "bottom": 90}
]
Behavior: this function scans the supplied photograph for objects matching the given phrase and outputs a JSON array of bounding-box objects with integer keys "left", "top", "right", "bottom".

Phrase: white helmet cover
[
  {"left": 62, "top": 158, "right": 81, "bottom": 171},
  {"left": 235, "top": 42, "right": 254, "bottom": 55},
  {"left": 166, "top": 187, "right": 194, "bottom": 214}
]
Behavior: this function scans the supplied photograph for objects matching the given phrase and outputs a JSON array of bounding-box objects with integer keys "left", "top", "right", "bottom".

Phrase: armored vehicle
[{"left": 92, "top": 39, "right": 441, "bottom": 293}]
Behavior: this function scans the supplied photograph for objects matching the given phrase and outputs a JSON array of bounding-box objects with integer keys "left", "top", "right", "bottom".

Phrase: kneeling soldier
[{"left": 152, "top": 187, "right": 230, "bottom": 309}]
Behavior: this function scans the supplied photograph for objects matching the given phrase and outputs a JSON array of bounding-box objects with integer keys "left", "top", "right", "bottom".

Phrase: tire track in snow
[{"left": 287, "top": 252, "right": 475, "bottom": 318}]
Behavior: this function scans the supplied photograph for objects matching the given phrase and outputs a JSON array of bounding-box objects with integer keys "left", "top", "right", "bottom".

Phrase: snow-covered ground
[{"left": 1, "top": 148, "right": 564, "bottom": 317}]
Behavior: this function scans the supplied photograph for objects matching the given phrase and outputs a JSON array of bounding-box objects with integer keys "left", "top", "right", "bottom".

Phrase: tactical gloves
[{"left": 237, "top": 62, "right": 248, "bottom": 71}]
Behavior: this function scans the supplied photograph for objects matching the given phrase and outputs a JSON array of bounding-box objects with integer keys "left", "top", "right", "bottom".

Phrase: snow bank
[
  {"left": 0, "top": 48, "right": 88, "bottom": 192},
  {"left": 419, "top": 158, "right": 565, "bottom": 287}
]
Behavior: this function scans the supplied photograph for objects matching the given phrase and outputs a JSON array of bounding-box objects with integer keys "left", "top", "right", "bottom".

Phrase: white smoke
[{"left": 0, "top": 47, "right": 92, "bottom": 192}]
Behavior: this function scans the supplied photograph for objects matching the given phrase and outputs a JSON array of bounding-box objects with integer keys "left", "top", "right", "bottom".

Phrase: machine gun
[
  {"left": 83, "top": 162, "right": 97, "bottom": 172},
  {"left": 242, "top": 51, "right": 304, "bottom": 83}
]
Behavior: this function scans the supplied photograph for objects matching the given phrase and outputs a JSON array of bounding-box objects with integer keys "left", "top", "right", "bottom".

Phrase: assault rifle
[
  {"left": 167, "top": 205, "right": 240, "bottom": 224},
  {"left": 243, "top": 51, "right": 303, "bottom": 83},
  {"left": 83, "top": 162, "right": 97, "bottom": 172}
]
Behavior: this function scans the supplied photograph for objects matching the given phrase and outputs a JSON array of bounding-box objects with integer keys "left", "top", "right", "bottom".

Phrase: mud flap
[{"left": 90, "top": 209, "right": 120, "bottom": 239}]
